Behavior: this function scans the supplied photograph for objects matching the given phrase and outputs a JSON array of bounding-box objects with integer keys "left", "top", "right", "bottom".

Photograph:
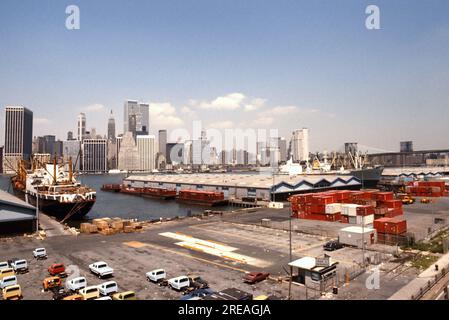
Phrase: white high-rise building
[
  {"left": 77, "top": 113, "right": 86, "bottom": 141},
  {"left": 136, "top": 135, "right": 156, "bottom": 172},
  {"left": 291, "top": 128, "right": 309, "bottom": 162},
  {"left": 118, "top": 132, "right": 139, "bottom": 171},
  {"left": 82, "top": 139, "right": 107, "bottom": 173}
]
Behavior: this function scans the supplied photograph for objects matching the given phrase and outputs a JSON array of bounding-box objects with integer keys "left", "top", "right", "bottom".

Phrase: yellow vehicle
[
  {"left": 2, "top": 284, "right": 22, "bottom": 300},
  {"left": 79, "top": 286, "right": 101, "bottom": 300},
  {"left": 62, "top": 294, "right": 84, "bottom": 300},
  {"left": 402, "top": 196, "right": 415, "bottom": 205},
  {"left": 421, "top": 198, "right": 431, "bottom": 204},
  {"left": 112, "top": 291, "right": 136, "bottom": 300},
  {"left": 254, "top": 295, "right": 269, "bottom": 300},
  {"left": 0, "top": 268, "right": 15, "bottom": 281},
  {"left": 42, "top": 276, "right": 62, "bottom": 291}
]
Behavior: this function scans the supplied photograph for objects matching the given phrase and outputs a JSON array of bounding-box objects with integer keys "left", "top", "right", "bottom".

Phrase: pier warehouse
[
  {"left": 124, "top": 174, "right": 362, "bottom": 201},
  {"left": 0, "top": 190, "right": 37, "bottom": 236}
]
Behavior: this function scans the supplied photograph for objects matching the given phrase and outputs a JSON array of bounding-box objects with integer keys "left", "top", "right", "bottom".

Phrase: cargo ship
[
  {"left": 11, "top": 159, "right": 96, "bottom": 221},
  {"left": 176, "top": 190, "right": 228, "bottom": 207}
]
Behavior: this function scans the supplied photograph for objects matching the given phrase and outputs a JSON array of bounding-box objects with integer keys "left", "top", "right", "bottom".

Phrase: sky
[{"left": 1, "top": 0, "right": 449, "bottom": 153}]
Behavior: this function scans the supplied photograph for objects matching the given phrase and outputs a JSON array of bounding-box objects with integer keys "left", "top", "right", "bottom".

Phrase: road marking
[
  {"left": 123, "top": 241, "right": 147, "bottom": 248},
  {"left": 123, "top": 241, "right": 250, "bottom": 273}
]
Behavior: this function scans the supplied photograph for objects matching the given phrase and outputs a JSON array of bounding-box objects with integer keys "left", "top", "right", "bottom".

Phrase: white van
[
  {"left": 168, "top": 276, "right": 190, "bottom": 291},
  {"left": 10, "top": 259, "right": 28, "bottom": 273},
  {"left": 66, "top": 276, "right": 87, "bottom": 291},
  {"left": 146, "top": 269, "right": 166, "bottom": 283},
  {"left": 98, "top": 281, "right": 118, "bottom": 296},
  {"left": 0, "top": 261, "right": 9, "bottom": 271},
  {"left": 33, "top": 248, "right": 47, "bottom": 259},
  {"left": 0, "top": 275, "right": 17, "bottom": 289}
]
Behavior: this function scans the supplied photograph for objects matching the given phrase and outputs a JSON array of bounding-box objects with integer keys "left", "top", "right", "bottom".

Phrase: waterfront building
[
  {"left": 117, "top": 132, "right": 139, "bottom": 171},
  {"left": 82, "top": 139, "right": 107, "bottom": 173},
  {"left": 77, "top": 113, "right": 86, "bottom": 141},
  {"left": 291, "top": 128, "right": 309, "bottom": 163},
  {"left": 3, "top": 106, "right": 33, "bottom": 173},
  {"left": 137, "top": 135, "right": 156, "bottom": 172}
]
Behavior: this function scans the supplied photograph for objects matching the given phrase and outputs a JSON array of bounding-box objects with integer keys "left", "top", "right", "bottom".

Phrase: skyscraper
[
  {"left": 123, "top": 100, "right": 150, "bottom": 135},
  {"left": 107, "top": 110, "right": 116, "bottom": 143},
  {"left": 82, "top": 139, "right": 107, "bottom": 173},
  {"left": 67, "top": 131, "right": 74, "bottom": 141},
  {"left": 118, "top": 132, "right": 139, "bottom": 171},
  {"left": 43, "top": 135, "right": 56, "bottom": 155},
  {"left": 158, "top": 130, "right": 167, "bottom": 158},
  {"left": 63, "top": 140, "right": 81, "bottom": 170},
  {"left": 77, "top": 113, "right": 86, "bottom": 141},
  {"left": 3, "top": 106, "right": 33, "bottom": 173},
  {"left": 136, "top": 135, "right": 156, "bottom": 172},
  {"left": 291, "top": 128, "right": 309, "bottom": 162}
]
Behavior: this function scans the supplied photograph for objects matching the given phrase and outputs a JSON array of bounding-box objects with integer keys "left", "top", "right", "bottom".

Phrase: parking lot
[{"left": 1, "top": 203, "right": 438, "bottom": 300}]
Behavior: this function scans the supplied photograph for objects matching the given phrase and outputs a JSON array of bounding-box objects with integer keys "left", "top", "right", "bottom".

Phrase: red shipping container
[
  {"left": 375, "top": 192, "right": 394, "bottom": 202},
  {"left": 312, "top": 196, "right": 334, "bottom": 205},
  {"left": 374, "top": 218, "right": 407, "bottom": 235},
  {"left": 385, "top": 208, "right": 403, "bottom": 218},
  {"left": 310, "top": 204, "right": 326, "bottom": 214},
  {"left": 382, "top": 200, "right": 403, "bottom": 209},
  {"left": 340, "top": 215, "right": 349, "bottom": 223},
  {"left": 356, "top": 205, "right": 375, "bottom": 216}
]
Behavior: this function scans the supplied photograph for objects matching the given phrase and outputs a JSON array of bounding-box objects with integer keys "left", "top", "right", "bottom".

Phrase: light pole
[{"left": 35, "top": 187, "right": 39, "bottom": 233}]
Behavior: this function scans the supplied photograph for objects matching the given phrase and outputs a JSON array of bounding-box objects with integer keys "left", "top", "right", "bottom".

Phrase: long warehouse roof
[{"left": 125, "top": 173, "right": 361, "bottom": 192}]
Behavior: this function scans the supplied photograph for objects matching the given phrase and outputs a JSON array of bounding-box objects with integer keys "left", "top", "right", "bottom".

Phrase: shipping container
[
  {"left": 373, "top": 217, "right": 407, "bottom": 235},
  {"left": 338, "top": 226, "right": 377, "bottom": 247},
  {"left": 356, "top": 205, "right": 375, "bottom": 216}
]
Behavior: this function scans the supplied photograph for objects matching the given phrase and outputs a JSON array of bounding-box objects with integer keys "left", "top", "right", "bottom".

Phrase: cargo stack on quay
[
  {"left": 405, "top": 181, "right": 449, "bottom": 197},
  {"left": 289, "top": 189, "right": 408, "bottom": 245},
  {"left": 80, "top": 217, "right": 144, "bottom": 235}
]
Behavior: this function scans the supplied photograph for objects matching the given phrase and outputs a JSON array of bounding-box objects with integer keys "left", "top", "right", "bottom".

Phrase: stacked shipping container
[{"left": 405, "top": 181, "right": 447, "bottom": 197}]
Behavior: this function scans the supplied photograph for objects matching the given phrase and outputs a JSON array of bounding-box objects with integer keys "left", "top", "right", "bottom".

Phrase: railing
[{"left": 411, "top": 264, "right": 449, "bottom": 300}]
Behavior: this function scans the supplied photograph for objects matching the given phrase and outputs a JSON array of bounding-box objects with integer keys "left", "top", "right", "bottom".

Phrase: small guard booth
[{"left": 288, "top": 255, "right": 338, "bottom": 293}]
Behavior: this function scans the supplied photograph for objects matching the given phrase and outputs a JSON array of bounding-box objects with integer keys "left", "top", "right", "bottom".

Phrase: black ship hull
[
  {"left": 349, "top": 167, "right": 384, "bottom": 188},
  {"left": 12, "top": 188, "right": 95, "bottom": 220}
]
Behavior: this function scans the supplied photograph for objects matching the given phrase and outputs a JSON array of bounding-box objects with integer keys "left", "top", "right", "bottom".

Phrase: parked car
[
  {"left": 8, "top": 259, "right": 28, "bottom": 273},
  {"left": 112, "top": 291, "right": 136, "bottom": 300},
  {"left": 0, "top": 268, "right": 15, "bottom": 281},
  {"left": 79, "top": 286, "right": 101, "bottom": 300},
  {"left": 146, "top": 269, "right": 166, "bottom": 283},
  {"left": 0, "top": 261, "right": 10, "bottom": 271},
  {"left": 33, "top": 248, "right": 47, "bottom": 259},
  {"left": 188, "top": 275, "right": 209, "bottom": 289},
  {"left": 243, "top": 272, "right": 269, "bottom": 284},
  {"left": 96, "top": 296, "right": 112, "bottom": 300},
  {"left": 0, "top": 275, "right": 18, "bottom": 289},
  {"left": 66, "top": 276, "right": 87, "bottom": 292},
  {"left": 89, "top": 261, "right": 114, "bottom": 278},
  {"left": 168, "top": 276, "right": 190, "bottom": 291},
  {"left": 98, "top": 281, "right": 119, "bottom": 296},
  {"left": 180, "top": 288, "right": 214, "bottom": 300},
  {"left": 62, "top": 294, "right": 84, "bottom": 300},
  {"left": 323, "top": 240, "right": 344, "bottom": 251},
  {"left": 48, "top": 263, "right": 67, "bottom": 277},
  {"left": 43, "top": 276, "right": 62, "bottom": 291},
  {"left": 2, "top": 284, "right": 22, "bottom": 300}
]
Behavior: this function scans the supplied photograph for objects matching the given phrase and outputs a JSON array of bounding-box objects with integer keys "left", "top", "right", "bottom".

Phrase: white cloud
[
  {"left": 260, "top": 105, "right": 298, "bottom": 117},
  {"left": 34, "top": 118, "right": 51, "bottom": 125},
  {"left": 81, "top": 103, "right": 106, "bottom": 112},
  {"left": 244, "top": 98, "right": 266, "bottom": 112},
  {"left": 251, "top": 117, "right": 274, "bottom": 126},
  {"left": 149, "top": 102, "right": 184, "bottom": 127},
  {"left": 195, "top": 93, "right": 246, "bottom": 110}
]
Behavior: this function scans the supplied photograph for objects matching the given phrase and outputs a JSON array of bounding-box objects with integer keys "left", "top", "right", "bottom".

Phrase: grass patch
[
  {"left": 410, "top": 254, "right": 439, "bottom": 271},
  {"left": 402, "top": 228, "right": 449, "bottom": 254}
]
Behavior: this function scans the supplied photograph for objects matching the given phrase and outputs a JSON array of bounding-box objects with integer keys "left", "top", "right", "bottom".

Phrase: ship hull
[
  {"left": 176, "top": 198, "right": 229, "bottom": 207},
  {"left": 349, "top": 167, "right": 384, "bottom": 187},
  {"left": 12, "top": 187, "right": 95, "bottom": 220}
]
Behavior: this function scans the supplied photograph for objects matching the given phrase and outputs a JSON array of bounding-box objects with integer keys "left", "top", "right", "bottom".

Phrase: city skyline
[{"left": 1, "top": 1, "right": 449, "bottom": 152}]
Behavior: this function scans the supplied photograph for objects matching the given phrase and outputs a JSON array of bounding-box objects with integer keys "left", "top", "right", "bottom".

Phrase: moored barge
[{"left": 176, "top": 190, "right": 228, "bottom": 207}]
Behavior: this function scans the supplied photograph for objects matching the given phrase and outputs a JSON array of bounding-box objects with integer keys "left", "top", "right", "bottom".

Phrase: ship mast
[
  {"left": 69, "top": 157, "right": 73, "bottom": 182},
  {"left": 53, "top": 156, "right": 57, "bottom": 185}
]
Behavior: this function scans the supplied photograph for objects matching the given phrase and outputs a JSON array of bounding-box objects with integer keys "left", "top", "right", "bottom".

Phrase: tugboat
[{"left": 11, "top": 158, "right": 96, "bottom": 221}]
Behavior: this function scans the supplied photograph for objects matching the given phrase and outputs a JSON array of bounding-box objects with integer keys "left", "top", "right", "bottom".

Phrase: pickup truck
[
  {"left": 89, "top": 261, "right": 114, "bottom": 278},
  {"left": 146, "top": 269, "right": 166, "bottom": 283},
  {"left": 8, "top": 259, "right": 28, "bottom": 274},
  {"left": 33, "top": 248, "right": 47, "bottom": 259}
]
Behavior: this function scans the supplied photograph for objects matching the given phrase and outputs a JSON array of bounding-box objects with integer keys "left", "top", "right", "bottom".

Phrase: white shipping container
[
  {"left": 341, "top": 204, "right": 361, "bottom": 217},
  {"left": 325, "top": 203, "right": 342, "bottom": 214},
  {"left": 355, "top": 214, "right": 374, "bottom": 226},
  {"left": 338, "top": 226, "right": 377, "bottom": 248}
]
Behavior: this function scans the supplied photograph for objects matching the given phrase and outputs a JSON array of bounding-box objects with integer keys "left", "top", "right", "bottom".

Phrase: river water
[{"left": 0, "top": 174, "right": 230, "bottom": 222}]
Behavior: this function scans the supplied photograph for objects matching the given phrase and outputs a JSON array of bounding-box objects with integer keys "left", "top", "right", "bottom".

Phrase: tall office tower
[
  {"left": 400, "top": 141, "right": 413, "bottom": 153},
  {"left": 158, "top": 130, "right": 167, "bottom": 158},
  {"left": 77, "top": 113, "right": 86, "bottom": 141},
  {"left": 3, "top": 106, "right": 33, "bottom": 173},
  {"left": 54, "top": 140, "right": 63, "bottom": 158},
  {"left": 183, "top": 140, "right": 192, "bottom": 165},
  {"left": 107, "top": 110, "right": 116, "bottom": 143},
  {"left": 117, "top": 132, "right": 139, "bottom": 171},
  {"left": 291, "top": 128, "right": 309, "bottom": 162},
  {"left": 166, "top": 142, "right": 184, "bottom": 165},
  {"left": 82, "top": 139, "right": 107, "bottom": 173},
  {"left": 115, "top": 135, "right": 123, "bottom": 168},
  {"left": 192, "top": 135, "right": 211, "bottom": 165},
  {"left": 278, "top": 137, "right": 287, "bottom": 163},
  {"left": 107, "top": 140, "right": 117, "bottom": 170},
  {"left": 123, "top": 100, "right": 150, "bottom": 135},
  {"left": 42, "top": 135, "right": 56, "bottom": 155},
  {"left": 344, "top": 142, "right": 358, "bottom": 155},
  {"left": 136, "top": 135, "right": 156, "bottom": 172},
  {"left": 67, "top": 131, "right": 74, "bottom": 141},
  {"left": 90, "top": 128, "right": 97, "bottom": 139},
  {"left": 63, "top": 140, "right": 81, "bottom": 170}
]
